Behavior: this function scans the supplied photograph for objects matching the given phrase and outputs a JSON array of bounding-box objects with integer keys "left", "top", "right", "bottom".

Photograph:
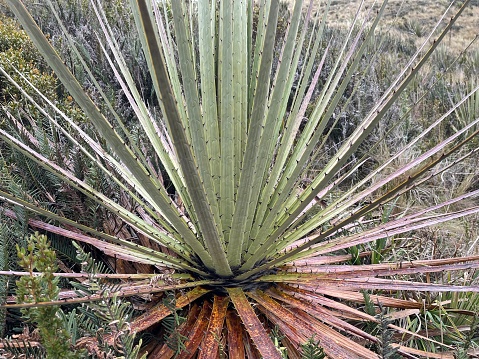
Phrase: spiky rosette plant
[{"left": 1, "top": 0, "right": 479, "bottom": 357}]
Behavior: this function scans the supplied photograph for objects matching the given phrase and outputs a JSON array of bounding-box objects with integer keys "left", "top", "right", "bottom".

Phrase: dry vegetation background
[
  {"left": 293, "top": 0, "right": 479, "bottom": 54},
  {"left": 282, "top": 0, "right": 479, "bottom": 265}
]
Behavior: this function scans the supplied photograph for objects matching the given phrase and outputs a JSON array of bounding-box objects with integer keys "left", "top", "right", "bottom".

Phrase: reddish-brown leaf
[
  {"left": 250, "top": 297, "right": 307, "bottom": 350},
  {"left": 149, "top": 303, "right": 202, "bottom": 359},
  {"left": 264, "top": 274, "right": 479, "bottom": 293},
  {"left": 4, "top": 280, "right": 212, "bottom": 309},
  {"left": 226, "top": 310, "right": 246, "bottom": 359},
  {"left": 291, "top": 255, "right": 479, "bottom": 271},
  {"left": 286, "top": 257, "right": 479, "bottom": 279},
  {"left": 249, "top": 290, "right": 378, "bottom": 359},
  {"left": 287, "top": 285, "right": 453, "bottom": 351},
  {"left": 129, "top": 287, "right": 210, "bottom": 334},
  {"left": 2, "top": 209, "right": 158, "bottom": 264},
  {"left": 281, "top": 336, "right": 302, "bottom": 359},
  {"left": 197, "top": 295, "right": 229, "bottom": 359},
  {"left": 291, "top": 308, "right": 379, "bottom": 359},
  {"left": 176, "top": 300, "right": 212, "bottom": 359},
  {"left": 394, "top": 344, "right": 455, "bottom": 358},
  {"left": 243, "top": 329, "right": 261, "bottom": 359},
  {"left": 227, "top": 287, "right": 283, "bottom": 359},
  {"left": 295, "top": 285, "right": 427, "bottom": 309},
  {"left": 280, "top": 284, "right": 377, "bottom": 321},
  {"left": 288, "top": 252, "right": 371, "bottom": 266},
  {"left": 266, "top": 287, "right": 378, "bottom": 343}
]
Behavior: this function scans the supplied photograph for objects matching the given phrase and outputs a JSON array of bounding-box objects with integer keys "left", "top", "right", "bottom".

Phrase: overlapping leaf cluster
[{"left": 0, "top": 0, "right": 479, "bottom": 357}]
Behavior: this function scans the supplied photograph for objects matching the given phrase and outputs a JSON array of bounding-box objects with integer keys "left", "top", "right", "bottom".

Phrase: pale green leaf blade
[{"left": 131, "top": 0, "right": 231, "bottom": 276}]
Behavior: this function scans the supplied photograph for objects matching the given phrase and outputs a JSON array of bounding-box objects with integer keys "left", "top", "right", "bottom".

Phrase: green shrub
[
  {"left": 0, "top": 16, "right": 55, "bottom": 106},
  {"left": 15, "top": 232, "right": 80, "bottom": 359}
]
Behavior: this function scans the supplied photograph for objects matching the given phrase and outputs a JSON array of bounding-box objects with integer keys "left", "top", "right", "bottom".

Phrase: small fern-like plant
[
  {"left": 72, "top": 243, "right": 146, "bottom": 358},
  {"left": 454, "top": 314, "right": 479, "bottom": 359},
  {"left": 374, "top": 305, "right": 401, "bottom": 359},
  {"left": 161, "top": 291, "right": 189, "bottom": 357},
  {"left": 301, "top": 336, "right": 326, "bottom": 359}
]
